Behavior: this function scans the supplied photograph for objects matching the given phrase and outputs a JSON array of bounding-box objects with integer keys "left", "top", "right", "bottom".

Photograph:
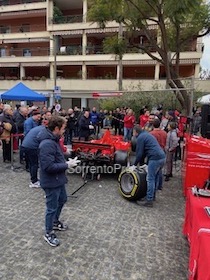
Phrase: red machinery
[{"left": 71, "top": 129, "right": 131, "bottom": 166}]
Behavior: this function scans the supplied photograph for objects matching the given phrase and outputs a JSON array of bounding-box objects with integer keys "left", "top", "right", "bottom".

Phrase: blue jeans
[
  {"left": 156, "top": 168, "right": 163, "bottom": 190},
  {"left": 44, "top": 185, "right": 67, "bottom": 234},
  {"left": 124, "top": 127, "right": 132, "bottom": 142},
  {"left": 146, "top": 158, "right": 165, "bottom": 201},
  {"left": 23, "top": 147, "right": 38, "bottom": 183}
]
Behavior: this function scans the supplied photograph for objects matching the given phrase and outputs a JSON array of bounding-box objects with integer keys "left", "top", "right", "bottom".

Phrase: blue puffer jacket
[
  {"left": 22, "top": 125, "right": 45, "bottom": 150},
  {"left": 38, "top": 128, "right": 68, "bottom": 189}
]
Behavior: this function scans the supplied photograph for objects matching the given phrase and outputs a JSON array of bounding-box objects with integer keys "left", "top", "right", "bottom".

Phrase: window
[
  {"left": 0, "top": 0, "right": 9, "bottom": 5},
  {"left": 0, "top": 48, "right": 6, "bottom": 57},
  {"left": 0, "top": 25, "right": 10, "bottom": 34}
]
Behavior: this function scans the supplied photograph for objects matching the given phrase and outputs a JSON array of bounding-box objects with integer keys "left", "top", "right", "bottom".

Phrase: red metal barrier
[{"left": 182, "top": 134, "right": 210, "bottom": 196}]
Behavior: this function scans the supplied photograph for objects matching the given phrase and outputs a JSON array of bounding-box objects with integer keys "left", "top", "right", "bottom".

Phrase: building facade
[{"left": 0, "top": 0, "right": 206, "bottom": 109}]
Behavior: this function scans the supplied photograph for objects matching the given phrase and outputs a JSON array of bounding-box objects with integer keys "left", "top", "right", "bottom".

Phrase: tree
[{"left": 88, "top": 0, "right": 210, "bottom": 114}]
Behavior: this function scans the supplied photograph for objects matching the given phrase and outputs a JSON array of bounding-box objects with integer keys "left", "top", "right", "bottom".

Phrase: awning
[
  {"left": 52, "top": 30, "right": 83, "bottom": 36},
  {"left": 56, "top": 61, "right": 82, "bottom": 66},
  {"left": 21, "top": 63, "right": 49, "bottom": 67},
  {"left": 3, "top": 38, "right": 49, "bottom": 43},
  {"left": 174, "top": 59, "right": 200, "bottom": 64},
  {"left": 85, "top": 27, "right": 120, "bottom": 34},
  {"left": 123, "top": 60, "right": 156, "bottom": 65},
  {"left": 86, "top": 61, "right": 118, "bottom": 66},
  {"left": 0, "top": 63, "right": 19, "bottom": 67}
]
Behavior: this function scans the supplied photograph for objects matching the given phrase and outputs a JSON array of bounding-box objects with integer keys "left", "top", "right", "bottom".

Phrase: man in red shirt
[
  {"left": 139, "top": 110, "right": 150, "bottom": 128},
  {"left": 150, "top": 119, "right": 167, "bottom": 149}
]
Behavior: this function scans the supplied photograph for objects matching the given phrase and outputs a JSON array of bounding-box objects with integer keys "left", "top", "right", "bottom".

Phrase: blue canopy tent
[{"left": 1, "top": 82, "right": 47, "bottom": 101}]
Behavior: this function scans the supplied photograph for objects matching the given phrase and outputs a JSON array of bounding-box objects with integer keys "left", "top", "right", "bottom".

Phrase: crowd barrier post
[{"left": 10, "top": 133, "right": 14, "bottom": 170}]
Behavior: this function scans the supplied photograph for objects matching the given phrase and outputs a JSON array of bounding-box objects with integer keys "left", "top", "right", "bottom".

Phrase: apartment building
[{"left": 0, "top": 0, "right": 204, "bottom": 109}]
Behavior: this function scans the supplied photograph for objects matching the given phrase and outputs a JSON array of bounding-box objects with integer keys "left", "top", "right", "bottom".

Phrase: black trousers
[{"left": 2, "top": 140, "right": 11, "bottom": 162}]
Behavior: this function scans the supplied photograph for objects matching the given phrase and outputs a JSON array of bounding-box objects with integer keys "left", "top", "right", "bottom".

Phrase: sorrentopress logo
[{"left": 67, "top": 164, "right": 122, "bottom": 174}]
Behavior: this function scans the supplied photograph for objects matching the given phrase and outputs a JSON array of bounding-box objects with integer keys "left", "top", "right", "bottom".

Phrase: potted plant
[
  {"left": 0, "top": 76, "right": 5, "bottom": 80},
  {"left": 26, "top": 76, "right": 33, "bottom": 81},
  {"left": 34, "top": 76, "right": 41, "bottom": 80}
]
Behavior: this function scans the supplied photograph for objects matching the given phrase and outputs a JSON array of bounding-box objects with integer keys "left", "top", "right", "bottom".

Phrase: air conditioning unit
[{"left": 60, "top": 46, "right": 66, "bottom": 54}]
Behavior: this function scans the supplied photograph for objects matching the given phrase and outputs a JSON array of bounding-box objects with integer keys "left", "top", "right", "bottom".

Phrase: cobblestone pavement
[{"left": 0, "top": 152, "right": 189, "bottom": 280}]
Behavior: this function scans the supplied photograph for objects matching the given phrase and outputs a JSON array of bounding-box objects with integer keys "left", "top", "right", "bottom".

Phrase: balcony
[
  {"left": 0, "top": 47, "right": 50, "bottom": 57},
  {"left": 49, "top": 14, "right": 84, "bottom": 25},
  {"left": 0, "top": 0, "right": 45, "bottom": 5},
  {"left": 0, "top": 24, "right": 46, "bottom": 34}
]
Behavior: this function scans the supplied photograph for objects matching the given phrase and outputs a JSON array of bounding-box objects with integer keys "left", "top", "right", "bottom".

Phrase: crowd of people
[{"left": 0, "top": 101, "right": 203, "bottom": 243}]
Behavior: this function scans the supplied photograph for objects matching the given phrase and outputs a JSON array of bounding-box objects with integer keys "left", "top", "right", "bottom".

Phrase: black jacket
[
  {"left": 14, "top": 111, "right": 27, "bottom": 133},
  {"left": 38, "top": 128, "right": 68, "bottom": 189},
  {"left": 78, "top": 115, "right": 91, "bottom": 138}
]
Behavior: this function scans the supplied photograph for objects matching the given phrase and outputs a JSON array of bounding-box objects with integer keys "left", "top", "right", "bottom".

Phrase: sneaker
[
  {"left": 53, "top": 221, "right": 68, "bottom": 231},
  {"left": 29, "top": 181, "right": 40, "bottom": 188},
  {"left": 44, "top": 231, "right": 60, "bottom": 247},
  {"left": 142, "top": 201, "right": 153, "bottom": 208}
]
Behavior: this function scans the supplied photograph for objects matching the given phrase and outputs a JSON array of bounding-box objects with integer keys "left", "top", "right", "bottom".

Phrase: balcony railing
[
  {"left": 58, "top": 45, "right": 157, "bottom": 55},
  {"left": 49, "top": 14, "right": 84, "bottom": 24},
  {"left": 0, "top": 47, "right": 50, "bottom": 57},
  {"left": 58, "top": 45, "right": 105, "bottom": 55},
  {"left": 0, "top": 0, "right": 45, "bottom": 5},
  {"left": 0, "top": 24, "right": 46, "bottom": 34}
]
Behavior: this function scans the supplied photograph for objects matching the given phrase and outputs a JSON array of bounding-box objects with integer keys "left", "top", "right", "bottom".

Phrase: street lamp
[
  {"left": 49, "top": 35, "right": 57, "bottom": 107},
  {"left": 53, "top": 35, "right": 57, "bottom": 90}
]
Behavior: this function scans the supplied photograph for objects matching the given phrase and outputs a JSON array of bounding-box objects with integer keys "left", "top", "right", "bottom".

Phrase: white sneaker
[{"left": 29, "top": 181, "right": 40, "bottom": 188}]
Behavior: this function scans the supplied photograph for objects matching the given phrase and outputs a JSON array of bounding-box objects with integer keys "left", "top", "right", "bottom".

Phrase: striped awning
[
  {"left": 56, "top": 61, "right": 82, "bottom": 66},
  {"left": 21, "top": 63, "right": 49, "bottom": 67},
  {"left": 123, "top": 60, "right": 156, "bottom": 65},
  {"left": 3, "top": 38, "right": 49, "bottom": 43},
  {"left": 52, "top": 30, "right": 83, "bottom": 36},
  {"left": 85, "top": 27, "right": 119, "bottom": 34}
]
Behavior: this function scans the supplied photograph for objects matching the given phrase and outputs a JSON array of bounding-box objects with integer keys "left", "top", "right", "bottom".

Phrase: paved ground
[{"left": 0, "top": 151, "right": 189, "bottom": 280}]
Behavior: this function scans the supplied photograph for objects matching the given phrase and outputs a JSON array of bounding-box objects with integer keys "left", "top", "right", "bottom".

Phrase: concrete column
[
  {"left": 83, "top": 0, "right": 88, "bottom": 22},
  {"left": 81, "top": 98, "right": 87, "bottom": 109},
  {"left": 82, "top": 31, "right": 87, "bottom": 55},
  {"left": 155, "top": 63, "right": 160, "bottom": 80},
  {"left": 194, "top": 64, "right": 200, "bottom": 79},
  {"left": 50, "top": 63, "right": 54, "bottom": 80},
  {"left": 47, "top": 0, "right": 54, "bottom": 27},
  {"left": 117, "top": 64, "right": 122, "bottom": 85},
  {"left": 20, "top": 64, "right": 25, "bottom": 79},
  {"left": 82, "top": 63, "right": 87, "bottom": 80}
]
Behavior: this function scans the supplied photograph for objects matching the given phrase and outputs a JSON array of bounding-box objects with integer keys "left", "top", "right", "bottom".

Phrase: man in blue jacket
[
  {"left": 133, "top": 125, "right": 166, "bottom": 207},
  {"left": 24, "top": 110, "right": 41, "bottom": 135},
  {"left": 38, "top": 116, "right": 80, "bottom": 247}
]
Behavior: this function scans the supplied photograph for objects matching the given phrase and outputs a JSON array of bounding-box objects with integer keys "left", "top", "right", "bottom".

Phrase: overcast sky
[{"left": 200, "top": 36, "right": 210, "bottom": 70}]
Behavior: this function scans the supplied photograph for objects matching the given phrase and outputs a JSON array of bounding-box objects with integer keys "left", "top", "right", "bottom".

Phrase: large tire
[
  {"left": 114, "top": 150, "right": 128, "bottom": 166},
  {"left": 118, "top": 167, "right": 147, "bottom": 201},
  {"left": 131, "top": 136, "right": 137, "bottom": 152}
]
